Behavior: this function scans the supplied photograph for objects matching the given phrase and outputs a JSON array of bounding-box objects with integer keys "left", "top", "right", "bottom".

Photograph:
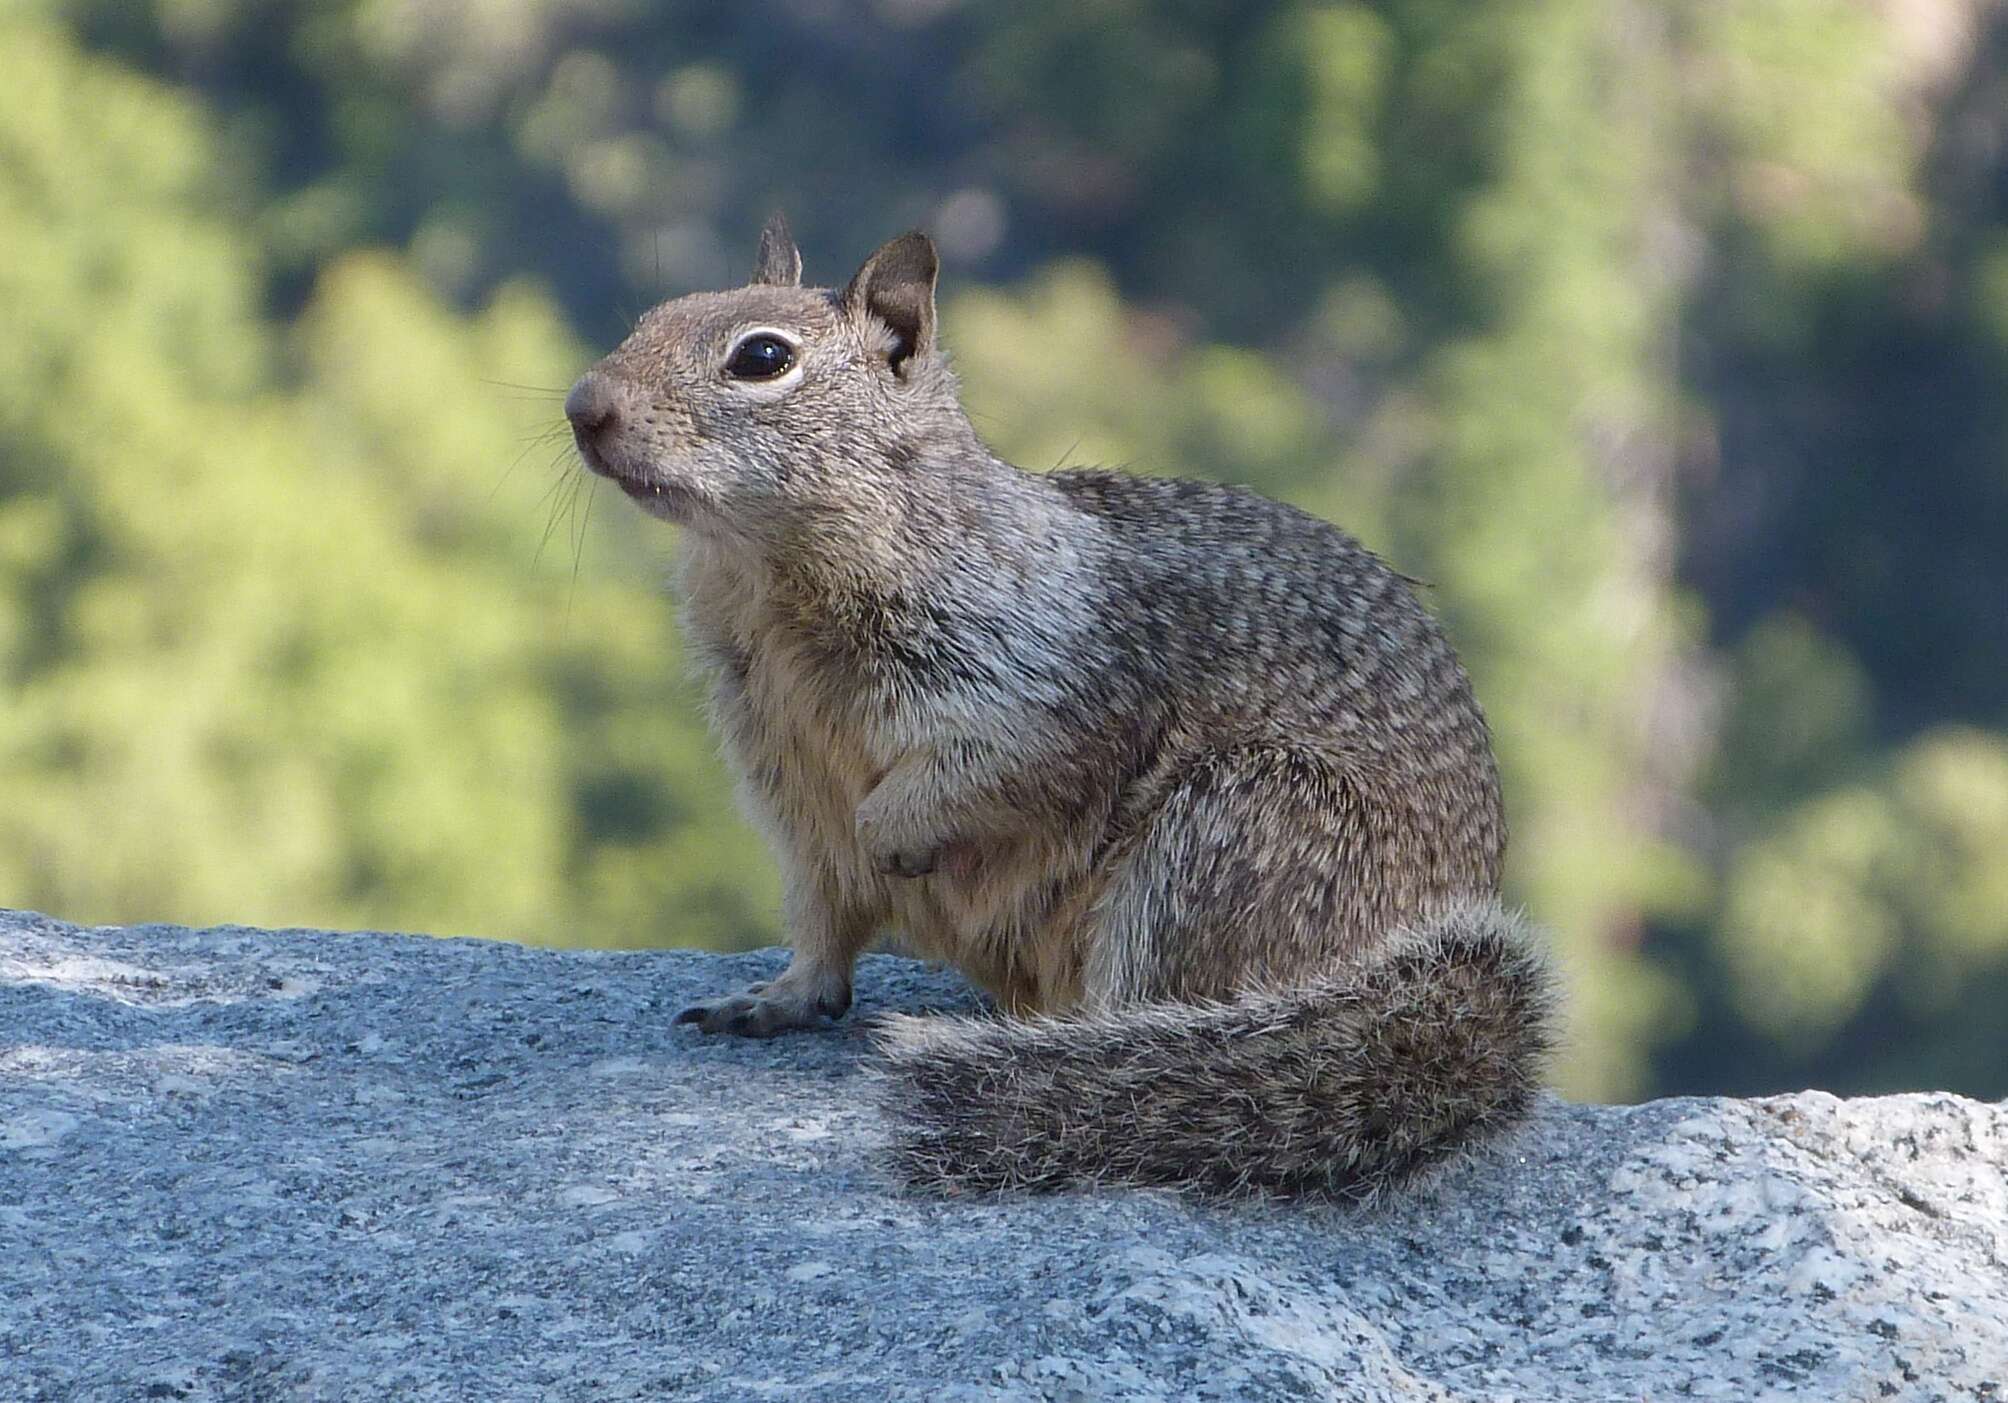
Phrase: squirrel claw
[{"left": 675, "top": 985, "right": 850, "bottom": 1037}]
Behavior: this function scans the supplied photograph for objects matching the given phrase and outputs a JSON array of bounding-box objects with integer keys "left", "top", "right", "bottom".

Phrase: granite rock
[{"left": 1, "top": 908, "right": 2003, "bottom": 1401}]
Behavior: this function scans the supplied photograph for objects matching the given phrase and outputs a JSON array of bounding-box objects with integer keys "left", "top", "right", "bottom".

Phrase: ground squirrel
[{"left": 564, "top": 216, "right": 1559, "bottom": 1199}]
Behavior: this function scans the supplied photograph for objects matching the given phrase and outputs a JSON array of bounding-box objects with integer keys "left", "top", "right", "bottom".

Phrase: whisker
[
  {"left": 529, "top": 449, "right": 577, "bottom": 516},
  {"left": 568, "top": 477, "right": 599, "bottom": 625},
  {"left": 532, "top": 451, "right": 583, "bottom": 564},
  {"left": 480, "top": 379, "right": 569, "bottom": 395},
  {"left": 490, "top": 426, "right": 574, "bottom": 503}
]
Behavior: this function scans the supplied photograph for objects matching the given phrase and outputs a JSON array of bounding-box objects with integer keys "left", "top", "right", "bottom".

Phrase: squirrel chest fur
[
  {"left": 679, "top": 533, "right": 1102, "bottom": 1012},
  {"left": 564, "top": 216, "right": 1558, "bottom": 1199}
]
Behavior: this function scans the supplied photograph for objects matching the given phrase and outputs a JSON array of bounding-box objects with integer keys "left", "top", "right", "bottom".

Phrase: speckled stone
[{"left": 2, "top": 908, "right": 2003, "bottom": 1401}]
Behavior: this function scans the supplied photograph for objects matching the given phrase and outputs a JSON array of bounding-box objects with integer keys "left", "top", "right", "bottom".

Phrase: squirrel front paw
[
  {"left": 874, "top": 844, "right": 941, "bottom": 879},
  {"left": 674, "top": 980, "right": 851, "bottom": 1037},
  {"left": 866, "top": 835, "right": 986, "bottom": 882},
  {"left": 854, "top": 794, "right": 951, "bottom": 880}
]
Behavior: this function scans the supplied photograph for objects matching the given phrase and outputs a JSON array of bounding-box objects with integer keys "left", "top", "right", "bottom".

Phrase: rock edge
[{"left": 2, "top": 909, "right": 2003, "bottom": 1401}]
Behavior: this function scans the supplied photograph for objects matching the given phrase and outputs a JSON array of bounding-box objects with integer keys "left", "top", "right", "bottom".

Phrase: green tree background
[{"left": 4, "top": 0, "right": 2004, "bottom": 1102}]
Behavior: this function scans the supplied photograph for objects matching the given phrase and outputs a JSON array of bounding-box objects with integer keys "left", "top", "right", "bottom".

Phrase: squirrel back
[{"left": 565, "top": 216, "right": 1561, "bottom": 1199}]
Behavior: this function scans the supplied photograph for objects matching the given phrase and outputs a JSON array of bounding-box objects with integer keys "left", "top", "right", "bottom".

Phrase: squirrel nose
[{"left": 565, "top": 372, "right": 619, "bottom": 436}]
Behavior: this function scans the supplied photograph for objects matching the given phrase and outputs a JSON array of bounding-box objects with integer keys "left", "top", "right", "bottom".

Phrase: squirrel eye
[{"left": 724, "top": 333, "right": 796, "bottom": 381}]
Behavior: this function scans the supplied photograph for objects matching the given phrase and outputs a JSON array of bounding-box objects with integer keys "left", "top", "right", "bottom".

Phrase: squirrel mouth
[
  {"left": 614, "top": 477, "right": 686, "bottom": 509},
  {"left": 575, "top": 442, "right": 702, "bottom": 521},
  {"left": 574, "top": 437, "right": 648, "bottom": 494},
  {"left": 570, "top": 433, "right": 621, "bottom": 483}
]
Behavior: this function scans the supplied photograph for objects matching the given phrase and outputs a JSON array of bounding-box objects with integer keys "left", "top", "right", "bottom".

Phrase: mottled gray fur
[{"left": 564, "top": 215, "right": 1560, "bottom": 1198}]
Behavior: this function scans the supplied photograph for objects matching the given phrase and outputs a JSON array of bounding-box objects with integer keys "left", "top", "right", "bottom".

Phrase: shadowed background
[{"left": 3, "top": 0, "right": 2004, "bottom": 1102}]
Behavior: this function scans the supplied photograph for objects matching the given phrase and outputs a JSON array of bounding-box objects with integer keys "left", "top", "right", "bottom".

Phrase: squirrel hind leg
[
  {"left": 1082, "top": 743, "right": 1442, "bottom": 1006},
  {"left": 875, "top": 745, "right": 1557, "bottom": 1200}
]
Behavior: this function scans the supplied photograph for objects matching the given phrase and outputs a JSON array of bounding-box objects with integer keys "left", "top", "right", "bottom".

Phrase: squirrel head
[{"left": 565, "top": 215, "right": 974, "bottom": 542}]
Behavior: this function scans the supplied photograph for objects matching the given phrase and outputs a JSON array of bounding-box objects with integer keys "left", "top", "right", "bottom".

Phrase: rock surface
[{"left": 1, "top": 908, "right": 2003, "bottom": 1402}]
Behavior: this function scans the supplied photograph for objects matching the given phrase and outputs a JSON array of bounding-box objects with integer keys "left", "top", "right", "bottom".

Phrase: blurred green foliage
[{"left": 4, "top": 1, "right": 2004, "bottom": 1102}]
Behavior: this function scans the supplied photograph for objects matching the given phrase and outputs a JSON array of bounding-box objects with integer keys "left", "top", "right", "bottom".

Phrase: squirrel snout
[{"left": 565, "top": 371, "right": 620, "bottom": 438}]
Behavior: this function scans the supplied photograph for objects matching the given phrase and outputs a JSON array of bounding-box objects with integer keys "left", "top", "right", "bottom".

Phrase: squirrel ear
[
  {"left": 751, "top": 213, "right": 802, "bottom": 288},
  {"left": 841, "top": 231, "right": 938, "bottom": 374}
]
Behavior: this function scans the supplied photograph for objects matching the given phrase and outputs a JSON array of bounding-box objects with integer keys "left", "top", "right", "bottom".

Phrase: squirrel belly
[
  {"left": 876, "top": 901, "right": 1558, "bottom": 1201},
  {"left": 565, "top": 214, "right": 1565, "bottom": 1200}
]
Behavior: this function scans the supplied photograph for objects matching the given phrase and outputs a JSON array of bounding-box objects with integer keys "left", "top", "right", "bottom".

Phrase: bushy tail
[{"left": 874, "top": 901, "right": 1559, "bottom": 1201}]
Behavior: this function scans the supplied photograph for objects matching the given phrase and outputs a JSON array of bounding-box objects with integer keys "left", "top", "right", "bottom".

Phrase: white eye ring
[{"left": 721, "top": 326, "right": 805, "bottom": 397}]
